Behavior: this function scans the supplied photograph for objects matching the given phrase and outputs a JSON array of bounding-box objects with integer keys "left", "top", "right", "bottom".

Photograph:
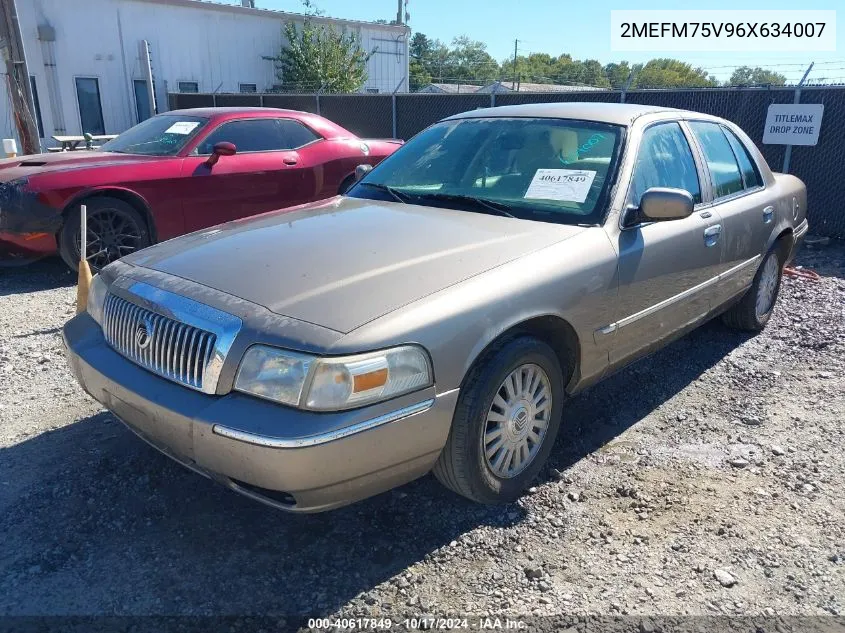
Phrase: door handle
[
  {"left": 703, "top": 224, "right": 722, "bottom": 247},
  {"left": 763, "top": 206, "right": 774, "bottom": 224},
  {"left": 283, "top": 157, "right": 298, "bottom": 166}
]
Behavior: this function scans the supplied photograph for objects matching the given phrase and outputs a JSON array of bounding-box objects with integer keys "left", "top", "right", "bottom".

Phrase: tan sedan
[{"left": 64, "top": 103, "right": 807, "bottom": 512}]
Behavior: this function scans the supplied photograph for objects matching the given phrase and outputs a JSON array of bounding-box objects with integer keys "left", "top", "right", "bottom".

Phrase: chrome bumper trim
[
  {"left": 212, "top": 398, "right": 436, "bottom": 449},
  {"left": 794, "top": 218, "right": 809, "bottom": 240}
]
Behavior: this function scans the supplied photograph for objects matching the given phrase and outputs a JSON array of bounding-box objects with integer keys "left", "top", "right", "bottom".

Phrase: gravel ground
[{"left": 0, "top": 243, "right": 843, "bottom": 627}]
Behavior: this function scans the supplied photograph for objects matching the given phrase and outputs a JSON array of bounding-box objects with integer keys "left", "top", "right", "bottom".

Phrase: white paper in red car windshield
[
  {"left": 165, "top": 122, "right": 201, "bottom": 135},
  {"left": 524, "top": 169, "right": 596, "bottom": 203}
]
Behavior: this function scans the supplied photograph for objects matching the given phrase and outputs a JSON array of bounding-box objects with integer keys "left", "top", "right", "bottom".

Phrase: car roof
[
  {"left": 446, "top": 102, "right": 684, "bottom": 126},
  {"left": 167, "top": 107, "right": 308, "bottom": 118},
  {"left": 162, "top": 107, "right": 357, "bottom": 139}
]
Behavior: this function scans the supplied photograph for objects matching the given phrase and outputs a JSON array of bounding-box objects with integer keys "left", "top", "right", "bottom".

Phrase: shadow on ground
[
  {"left": 0, "top": 314, "right": 749, "bottom": 616},
  {"left": 0, "top": 257, "right": 75, "bottom": 297}
]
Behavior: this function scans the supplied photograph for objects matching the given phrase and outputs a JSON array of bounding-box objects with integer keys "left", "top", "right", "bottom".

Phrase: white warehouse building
[{"left": 1, "top": 0, "right": 410, "bottom": 149}]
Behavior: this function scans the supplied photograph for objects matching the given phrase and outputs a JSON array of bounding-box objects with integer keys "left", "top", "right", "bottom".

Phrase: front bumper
[
  {"left": 0, "top": 230, "right": 57, "bottom": 264},
  {"left": 63, "top": 312, "right": 458, "bottom": 512}
]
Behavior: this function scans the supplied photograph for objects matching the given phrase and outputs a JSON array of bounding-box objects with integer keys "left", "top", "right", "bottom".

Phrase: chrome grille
[{"left": 103, "top": 293, "right": 217, "bottom": 391}]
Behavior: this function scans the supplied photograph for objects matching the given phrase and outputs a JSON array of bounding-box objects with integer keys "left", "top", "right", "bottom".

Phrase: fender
[{"left": 62, "top": 186, "right": 157, "bottom": 242}]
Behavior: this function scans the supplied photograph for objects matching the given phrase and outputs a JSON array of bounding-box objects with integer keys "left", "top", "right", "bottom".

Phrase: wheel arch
[
  {"left": 767, "top": 225, "right": 794, "bottom": 264},
  {"left": 461, "top": 314, "right": 582, "bottom": 395},
  {"left": 60, "top": 187, "right": 158, "bottom": 243}
]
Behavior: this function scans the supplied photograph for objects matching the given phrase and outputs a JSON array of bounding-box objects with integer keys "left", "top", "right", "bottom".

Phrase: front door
[
  {"left": 609, "top": 121, "right": 724, "bottom": 367},
  {"left": 180, "top": 118, "right": 314, "bottom": 232}
]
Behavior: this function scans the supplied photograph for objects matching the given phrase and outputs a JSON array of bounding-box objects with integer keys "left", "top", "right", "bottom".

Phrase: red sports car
[{"left": 0, "top": 107, "right": 401, "bottom": 269}]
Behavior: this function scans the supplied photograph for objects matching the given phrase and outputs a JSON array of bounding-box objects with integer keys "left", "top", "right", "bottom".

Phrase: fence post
[
  {"left": 212, "top": 94, "right": 218, "bottom": 107},
  {"left": 392, "top": 94, "right": 397, "bottom": 139},
  {"left": 490, "top": 92, "right": 495, "bottom": 108},
  {"left": 620, "top": 70, "right": 636, "bottom": 104},
  {"left": 315, "top": 93, "right": 321, "bottom": 115},
  {"left": 782, "top": 62, "right": 814, "bottom": 174}
]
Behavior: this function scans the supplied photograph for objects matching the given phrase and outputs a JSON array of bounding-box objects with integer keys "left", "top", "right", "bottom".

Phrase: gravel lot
[{"left": 1, "top": 243, "right": 843, "bottom": 627}]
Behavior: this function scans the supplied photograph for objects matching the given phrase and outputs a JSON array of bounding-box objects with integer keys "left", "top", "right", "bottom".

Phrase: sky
[{"left": 219, "top": 0, "right": 844, "bottom": 83}]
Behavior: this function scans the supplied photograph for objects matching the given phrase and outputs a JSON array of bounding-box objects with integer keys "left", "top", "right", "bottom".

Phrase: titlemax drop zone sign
[{"left": 763, "top": 104, "right": 824, "bottom": 146}]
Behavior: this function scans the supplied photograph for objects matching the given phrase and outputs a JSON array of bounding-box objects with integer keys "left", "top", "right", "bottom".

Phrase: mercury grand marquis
[{"left": 63, "top": 103, "right": 808, "bottom": 512}]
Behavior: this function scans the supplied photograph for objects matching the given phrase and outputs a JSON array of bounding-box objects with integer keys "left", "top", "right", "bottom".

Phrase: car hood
[
  {"left": 0, "top": 151, "right": 163, "bottom": 182},
  {"left": 125, "top": 196, "right": 587, "bottom": 333}
]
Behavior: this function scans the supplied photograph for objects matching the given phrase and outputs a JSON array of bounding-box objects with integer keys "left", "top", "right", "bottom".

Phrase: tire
[
  {"left": 433, "top": 336, "right": 565, "bottom": 504},
  {"left": 338, "top": 174, "right": 356, "bottom": 195},
  {"left": 721, "top": 247, "right": 783, "bottom": 331},
  {"left": 59, "top": 197, "right": 151, "bottom": 272}
]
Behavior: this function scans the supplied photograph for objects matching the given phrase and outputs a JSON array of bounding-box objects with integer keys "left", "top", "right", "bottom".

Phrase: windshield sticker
[
  {"left": 524, "top": 169, "right": 597, "bottom": 203},
  {"left": 165, "top": 122, "right": 200, "bottom": 135}
]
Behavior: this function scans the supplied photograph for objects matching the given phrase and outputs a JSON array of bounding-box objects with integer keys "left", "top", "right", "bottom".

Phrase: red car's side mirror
[{"left": 205, "top": 141, "right": 237, "bottom": 167}]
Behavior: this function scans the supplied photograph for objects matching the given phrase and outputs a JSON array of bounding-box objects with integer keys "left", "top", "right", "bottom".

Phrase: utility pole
[
  {"left": 511, "top": 39, "right": 519, "bottom": 90},
  {"left": 396, "top": 0, "right": 403, "bottom": 25},
  {"left": 0, "top": 0, "right": 39, "bottom": 154}
]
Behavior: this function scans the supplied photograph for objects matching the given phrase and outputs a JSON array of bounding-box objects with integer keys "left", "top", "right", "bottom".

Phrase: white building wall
[{"left": 1, "top": 0, "right": 409, "bottom": 149}]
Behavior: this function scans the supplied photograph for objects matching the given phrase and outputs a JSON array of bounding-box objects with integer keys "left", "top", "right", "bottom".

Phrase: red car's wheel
[{"left": 59, "top": 197, "right": 151, "bottom": 272}]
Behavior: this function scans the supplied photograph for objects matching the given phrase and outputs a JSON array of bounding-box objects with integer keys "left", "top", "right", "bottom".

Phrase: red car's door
[{"left": 179, "top": 118, "right": 319, "bottom": 232}]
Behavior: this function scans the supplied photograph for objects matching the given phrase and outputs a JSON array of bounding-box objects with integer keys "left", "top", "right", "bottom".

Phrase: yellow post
[{"left": 76, "top": 204, "right": 93, "bottom": 314}]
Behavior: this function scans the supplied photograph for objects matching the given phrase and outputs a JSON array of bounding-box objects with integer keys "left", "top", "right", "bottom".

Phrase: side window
[
  {"left": 197, "top": 119, "right": 286, "bottom": 154},
  {"left": 629, "top": 122, "right": 701, "bottom": 206},
  {"left": 278, "top": 119, "right": 320, "bottom": 149},
  {"left": 722, "top": 127, "right": 762, "bottom": 189},
  {"left": 688, "top": 121, "right": 744, "bottom": 199}
]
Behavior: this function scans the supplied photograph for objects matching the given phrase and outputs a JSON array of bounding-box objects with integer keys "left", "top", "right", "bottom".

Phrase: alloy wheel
[{"left": 74, "top": 207, "right": 145, "bottom": 270}]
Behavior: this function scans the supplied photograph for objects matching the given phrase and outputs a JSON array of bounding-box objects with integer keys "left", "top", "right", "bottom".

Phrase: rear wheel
[
  {"left": 722, "top": 248, "right": 783, "bottom": 331},
  {"left": 59, "top": 197, "right": 151, "bottom": 272},
  {"left": 433, "top": 337, "right": 565, "bottom": 504}
]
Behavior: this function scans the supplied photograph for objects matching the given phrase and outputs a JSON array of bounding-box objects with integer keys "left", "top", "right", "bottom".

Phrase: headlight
[
  {"left": 87, "top": 274, "right": 108, "bottom": 325},
  {"left": 234, "top": 344, "right": 432, "bottom": 411}
]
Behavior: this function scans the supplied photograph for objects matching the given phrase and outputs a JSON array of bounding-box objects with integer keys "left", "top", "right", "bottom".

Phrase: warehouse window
[
  {"left": 239, "top": 83, "right": 258, "bottom": 94},
  {"left": 134, "top": 80, "right": 152, "bottom": 123},
  {"left": 29, "top": 76, "right": 44, "bottom": 137},
  {"left": 178, "top": 81, "right": 199, "bottom": 93},
  {"left": 74, "top": 77, "right": 105, "bottom": 135},
  {"left": 365, "top": 88, "right": 379, "bottom": 94}
]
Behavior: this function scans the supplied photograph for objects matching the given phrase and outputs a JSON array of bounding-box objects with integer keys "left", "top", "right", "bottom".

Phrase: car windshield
[
  {"left": 348, "top": 117, "right": 623, "bottom": 224},
  {"left": 102, "top": 115, "right": 209, "bottom": 156}
]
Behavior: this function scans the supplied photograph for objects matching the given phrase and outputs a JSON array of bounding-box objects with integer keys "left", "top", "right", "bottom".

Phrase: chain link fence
[{"left": 169, "top": 86, "right": 845, "bottom": 238}]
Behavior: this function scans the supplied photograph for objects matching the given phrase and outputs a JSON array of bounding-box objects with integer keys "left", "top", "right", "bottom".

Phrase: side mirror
[
  {"left": 637, "top": 187, "right": 694, "bottom": 223},
  {"left": 354, "top": 164, "right": 373, "bottom": 181},
  {"left": 205, "top": 141, "right": 236, "bottom": 167}
]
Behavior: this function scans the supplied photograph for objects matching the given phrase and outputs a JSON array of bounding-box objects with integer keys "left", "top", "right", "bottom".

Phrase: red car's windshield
[{"left": 102, "top": 115, "right": 209, "bottom": 156}]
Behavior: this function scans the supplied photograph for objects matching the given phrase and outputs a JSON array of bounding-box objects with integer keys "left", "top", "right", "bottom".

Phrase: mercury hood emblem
[{"left": 134, "top": 318, "right": 154, "bottom": 349}]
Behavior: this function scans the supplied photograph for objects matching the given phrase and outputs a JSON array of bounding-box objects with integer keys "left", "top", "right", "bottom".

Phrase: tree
[
  {"left": 409, "top": 32, "right": 434, "bottom": 90},
  {"left": 445, "top": 36, "right": 499, "bottom": 83},
  {"left": 604, "top": 61, "right": 635, "bottom": 89},
  {"left": 728, "top": 66, "right": 787, "bottom": 86},
  {"left": 634, "top": 58, "right": 717, "bottom": 89},
  {"left": 266, "top": 20, "right": 372, "bottom": 93}
]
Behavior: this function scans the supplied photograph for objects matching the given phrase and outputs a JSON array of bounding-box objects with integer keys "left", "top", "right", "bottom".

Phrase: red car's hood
[{"left": 0, "top": 152, "right": 164, "bottom": 182}]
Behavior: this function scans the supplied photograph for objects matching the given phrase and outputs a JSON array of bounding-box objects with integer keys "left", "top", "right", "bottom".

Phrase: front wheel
[
  {"left": 59, "top": 197, "right": 151, "bottom": 272},
  {"left": 722, "top": 248, "right": 783, "bottom": 331},
  {"left": 433, "top": 337, "right": 565, "bottom": 504}
]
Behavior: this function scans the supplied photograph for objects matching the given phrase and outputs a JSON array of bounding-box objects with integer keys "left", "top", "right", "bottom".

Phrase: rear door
[
  {"left": 180, "top": 118, "right": 316, "bottom": 231},
  {"left": 685, "top": 121, "right": 772, "bottom": 303},
  {"left": 609, "top": 121, "right": 724, "bottom": 366}
]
